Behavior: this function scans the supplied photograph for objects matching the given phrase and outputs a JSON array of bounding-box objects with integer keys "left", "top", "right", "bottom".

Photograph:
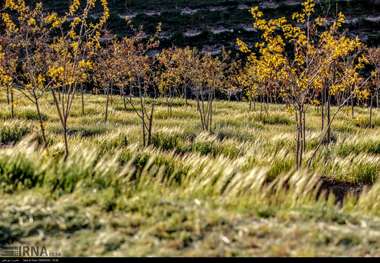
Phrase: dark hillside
[{"left": 40, "top": 0, "right": 380, "bottom": 51}]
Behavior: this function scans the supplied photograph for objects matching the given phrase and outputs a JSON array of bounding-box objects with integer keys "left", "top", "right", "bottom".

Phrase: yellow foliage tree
[
  {"left": 47, "top": 0, "right": 109, "bottom": 159},
  {"left": 238, "top": 0, "right": 368, "bottom": 168},
  {"left": 0, "top": 1, "right": 56, "bottom": 145}
]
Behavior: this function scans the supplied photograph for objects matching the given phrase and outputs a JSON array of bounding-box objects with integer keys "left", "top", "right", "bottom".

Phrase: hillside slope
[{"left": 43, "top": 0, "right": 380, "bottom": 52}]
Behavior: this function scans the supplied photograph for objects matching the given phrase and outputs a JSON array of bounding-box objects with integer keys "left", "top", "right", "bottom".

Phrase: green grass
[
  {"left": 0, "top": 121, "right": 31, "bottom": 145},
  {"left": 1, "top": 91, "right": 380, "bottom": 256}
]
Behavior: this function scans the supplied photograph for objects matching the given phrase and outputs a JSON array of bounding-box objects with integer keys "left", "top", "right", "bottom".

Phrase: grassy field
[{"left": 1, "top": 91, "right": 380, "bottom": 256}]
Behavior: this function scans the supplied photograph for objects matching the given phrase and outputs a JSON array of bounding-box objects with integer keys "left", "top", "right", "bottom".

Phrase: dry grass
[{"left": 1, "top": 91, "right": 380, "bottom": 256}]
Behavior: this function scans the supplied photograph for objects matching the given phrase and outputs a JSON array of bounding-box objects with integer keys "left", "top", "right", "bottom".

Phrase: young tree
[
  {"left": 368, "top": 48, "right": 380, "bottom": 126},
  {"left": 78, "top": 33, "right": 100, "bottom": 116},
  {"left": 0, "top": 1, "right": 58, "bottom": 145},
  {"left": 157, "top": 48, "right": 183, "bottom": 115},
  {"left": 0, "top": 42, "right": 14, "bottom": 117},
  {"left": 47, "top": 0, "right": 109, "bottom": 159},
  {"left": 320, "top": 50, "right": 367, "bottom": 142},
  {"left": 0, "top": 45, "right": 15, "bottom": 118},
  {"left": 93, "top": 35, "right": 124, "bottom": 122},
  {"left": 191, "top": 52, "right": 225, "bottom": 132},
  {"left": 158, "top": 47, "right": 199, "bottom": 106},
  {"left": 237, "top": 35, "right": 286, "bottom": 117},
  {"left": 237, "top": 61, "right": 260, "bottom": 112},
  {"left": 121, "top": 30, "right": 160, "bottom": 147},
  {"left": 238, "top": 0, "right": 366, "bottom": 168},
  {"left": 223, "top": 54, "right": 241, "bottom": 102}
]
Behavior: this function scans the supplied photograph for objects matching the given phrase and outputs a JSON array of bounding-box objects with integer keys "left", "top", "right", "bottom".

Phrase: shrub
[
  {"left": 334, "top": 122, "right": 355, "bottom": 133},
  {"left": 18, "top": 109, "right": 48, "bottom": 121},
  {"left": 97, "top": 133, "right": 129, "bottom": 153},
  {"left": 0, "top": 122, "right": 31, "bottom": 145},
  {"left": 153, "top": 154, "right": 190, "bottom": 183},
  {"left": 353, "top": 116, "right": 375, "bottom": 128},
  {"left": 0, "top": 153, "right": 41, "bottom": 193},
  {"left": 152, "top": 132, "right": 182, "bottom": 151},
  {"left": 336, "top": 143, "right": 360, "bottom": 157},
  {"left": 192, "top": 141, "right": 214, "bottom": 155},
  {"left": 337, "top": 140, "right": 380, "bottom": 157},
  {"left": 351, "top": 163, "right": 378, "bottom": 185},
  {"left": 254, "top": 113, "right": 292, "bottom": 125},
  {"left": 215, "top": 127, "right": 256, "bottom": 142},
  {"left": 367, "top": 141, "right": 380, "bottom": 155},
  {"left": 267, "top": 159, "right": 293, "bottom": 181},
  {"left": 100, "top": 188, "right": 117, "bottom": 212},
  {"left": 43, "top": 149, "right": 126, "bottom": 194},
  {"left": 51, "top": 125, "right": 108, "bottom": 138},
  {"left": 154, "top": 109, "right": 197, "bottom": 119},
  {"left": 213, "top": 141, "right": 242, "bottom": 158}
]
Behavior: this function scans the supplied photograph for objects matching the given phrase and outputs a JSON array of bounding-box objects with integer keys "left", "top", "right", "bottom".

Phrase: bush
[
  {"left": 153, "top": 154, "right": 190, "bottom": 183},
  {"left": 0, "top": 153, "right": 41, "bottom": 193},
  {"left": 334, "top": 122, "right": 355, "bottom": 133},
  {"left": 351, "top": 163, "right": 378, "bottom": 185},
  {"left": 43, "top": 149, "right": 124, "bottom": 194},
  {"left": 0, "top": 108, "right": 48, "bottom": 121},
  {"left": 51, "top": 125, "right": 108, "bottom": 138},
  {"left": 337, "top": 140, "right": 380, "bottom": 157},
  {"left": 254, "top": 113, "right": 292, "bottom": 125},
  {"left": 154, "top": 109, "right": 197, "bottom": 119},
  {"left": 367, "top": 141, "right": 380, "bottom": 155},
  {"left": 267, "top": 159, "right": 293, "bottom": 181},
  {"left": 336, "top": 143, "right": 360, "bottom": 157},
  {"left": 215, "top": 127, "right": 256, "bottom": 142},
  {"left": 213, "top": 142, "right": 242, "bottom": 158},
  {"left": 97, "top": 133, "right": 129, "bottom": 153},
  {"left": 0, "top": 122, "right": 31, "bottom": 145},
  {"left": 192, "top": 141, "right": 214, "bottom": 155},
  {"left": 44, "top": 160, "right": 94, "bottom": 194},
  {"left": 152, "top": 132, "right": 182, "bottom": 151},
  {"left": 353, "top": 116, "right": 376, "bottom": 129},
  {"left": 18, "top": 109, "right": 48, "bottom": 121}
]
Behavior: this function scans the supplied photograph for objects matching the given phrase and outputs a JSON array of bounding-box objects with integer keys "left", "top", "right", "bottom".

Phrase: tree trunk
[
  {"left": 138, "top": 84, "right": 147, "bottom": 147},
  {"left": 197, "top": 89, "right": 208, "bottom": 131},
  {"left": 321, "top": 87, "right": 325, "bottom": 131},
  {"left": 34, "top": 95, "right": 47, "bottom": 148},
  {"left": 123, "top": 94, "right": 128, "bottom": 111},
  {"left": 326, "top": 85, "right": 331, "bottom": 144},
  {"left": 6, "top": 86, "right": 10, "bottom": 105},
  {"left": 184, "top": 86, "right": 189, "bottom": 106},
  {"left": 302, "top": 107, "right": 306, "bottom": 152},
  {"left": 295, "top": 103, "right": 306, "bottom": 169},
  {"left": 147, "top": 104, "right": 155, "bottom": 145},
  {"left": 207, "top": 89, "right": 214, "bottom": 132},
  {"left": 296, "top": 108, "right": 302, "bottom": 169},
  {"left": 307, "top": 93, "right": 356, "bottom": 167},
  {"left": 110, "top": 85, "right": 113, "bottom": 104},
  {"left": 50, "top": 89, "right": 70, "bottom": 159},
  {"left": 10, "top": 87, "right": 14, "bottom": 118},
  {"left": 141, "top": 109, "right": 146, "bottom": 146},
  {"left": 81, "top": 85, "right": 85, "bottom": 116},
  {"left": 166, "top": 92, "right": 172, "bottom": 116},
  {"left": 63, "top": 123, "right": 69, "bottom": 161},
  {"left": 104, "top": 86, "right": 110, "bottom": 122},
  {"left": 369, "top": 95, "right": 374, "bottom": 128}
]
